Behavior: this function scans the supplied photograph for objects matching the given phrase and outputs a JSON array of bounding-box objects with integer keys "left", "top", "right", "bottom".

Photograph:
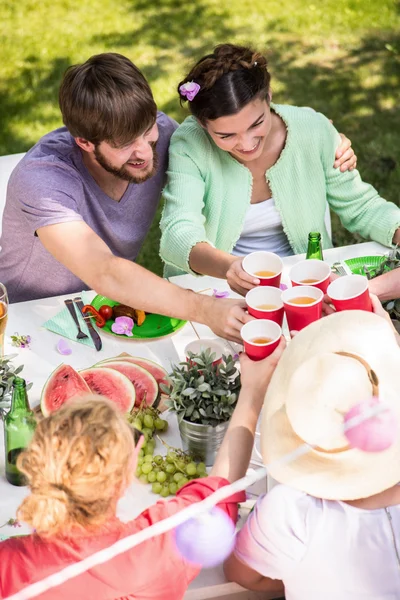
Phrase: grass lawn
[{"left": 1, "top": 0, "right": 399, "bottom": 275}]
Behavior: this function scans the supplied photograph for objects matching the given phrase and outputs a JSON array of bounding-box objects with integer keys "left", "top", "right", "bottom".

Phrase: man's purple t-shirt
[{"left": 0, "top": 112, "right": 177, "bottom": 303}]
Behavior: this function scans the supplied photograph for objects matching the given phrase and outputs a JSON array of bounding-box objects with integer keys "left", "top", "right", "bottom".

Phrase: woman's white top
[
  {"left": 232, "top": 198, "right": 293, "bottom": 257},
  {"left": 235, "top": 484, "right": 400, "bottom": 600}
]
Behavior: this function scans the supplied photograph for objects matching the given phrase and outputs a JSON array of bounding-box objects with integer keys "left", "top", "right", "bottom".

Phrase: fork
[
  {"left": 64, "top": 299, "right": 89, "bottom": 340},
  {"left": 331, "top": 262, "right": 351, "bottom": 277}
]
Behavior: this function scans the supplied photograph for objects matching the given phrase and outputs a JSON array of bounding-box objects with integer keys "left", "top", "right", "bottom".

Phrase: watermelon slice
[
  {"left": 40, "top": 364, "right": 91, "bottom": 417},
  {"left": 97, "top": 361, "right": 159, "bottom": 408},
  {"left": 80, "top": 368, "right": 135, "bottom": 413},
  {"left": 98, "top": 356, "right": 170, "bottom": 389}
]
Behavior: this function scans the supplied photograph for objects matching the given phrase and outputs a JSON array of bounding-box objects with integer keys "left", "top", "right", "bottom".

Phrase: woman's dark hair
[{"left": 178, "top": 44, "right": 271, "bottom": 124}]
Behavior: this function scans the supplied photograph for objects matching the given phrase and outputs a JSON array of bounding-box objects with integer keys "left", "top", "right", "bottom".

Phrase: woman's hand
[
  {"left": 334, "top": 133, "right": 357, "bottom": 172},
  {"left": 239, "top": 337, "right": 286, "bottom": 400},
  {"left": 226, "top": 257, "right": 260, "bottom": 296}
]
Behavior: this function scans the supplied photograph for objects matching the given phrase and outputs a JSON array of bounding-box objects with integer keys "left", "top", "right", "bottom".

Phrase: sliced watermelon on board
[
  {"left": 97, "top": 356, "right": 170, "bottom": 389},
  {"left": 97, "top": 361, "right": 159, "bottom": 408},
  {"left": 80, "top": 368, "right": 135, "bottom": 413},
  {"left": 40, "top": 364, "right": 91, "bottom": 417}
]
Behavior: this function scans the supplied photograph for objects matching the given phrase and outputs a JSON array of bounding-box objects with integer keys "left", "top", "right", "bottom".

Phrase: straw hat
[{"left": 261, "top": 310, "right": 400, "bottom": 500}]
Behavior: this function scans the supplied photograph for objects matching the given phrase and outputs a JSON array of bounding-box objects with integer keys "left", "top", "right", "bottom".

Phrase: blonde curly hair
[{"left": 17, "top": 396, "right": 135, "bottom": 537}]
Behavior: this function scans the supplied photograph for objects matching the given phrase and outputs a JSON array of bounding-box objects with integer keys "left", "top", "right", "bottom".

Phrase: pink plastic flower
[
  {"left": 213, "top": 289, "right": 230, "bottom": 299},
  {"left": 344, "top": 397, "right": 397, "bottom": 452},
  {"left": 57, "top": 339, "right": 72, "bottom": 355},
  {"left": 111, "top": 316, "right": 134, "bottom": 337},
  {"left": 179, "top": 81, "right": 200, "bottom": 101}
]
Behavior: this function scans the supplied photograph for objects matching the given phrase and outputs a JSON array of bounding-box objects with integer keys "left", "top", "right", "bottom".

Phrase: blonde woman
[{"left": 0, "top": 340, "right": 285, "bottom": 600}]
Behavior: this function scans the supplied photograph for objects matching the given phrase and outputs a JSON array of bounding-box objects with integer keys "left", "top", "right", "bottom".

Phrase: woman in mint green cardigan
[{"left": 160, "top": 44, "right": 400, "bottom": 295}]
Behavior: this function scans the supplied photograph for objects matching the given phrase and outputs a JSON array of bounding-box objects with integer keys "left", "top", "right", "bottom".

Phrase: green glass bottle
[
  {"left": 306, "top": 232, "right": 324, "bottom": 260},
  {"left": 4, "top": 377, "right": 36, "bottom": 486}
]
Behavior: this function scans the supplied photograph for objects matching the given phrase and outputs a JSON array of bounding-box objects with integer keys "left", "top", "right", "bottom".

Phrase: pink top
[
  {"left": 235, "top": 484, "right": 400, "bottom": 599},
  {"left": 0, "top": 477, "right": 245, "bottom": 600}
]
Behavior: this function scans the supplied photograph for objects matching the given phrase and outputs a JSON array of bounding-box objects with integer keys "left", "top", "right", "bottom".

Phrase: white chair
[
  {"left": 0, "top": 152, "right": 25, "bottom": 238},
  {"left": 325, "top": 204, "right": 332, "bottom": 239}
]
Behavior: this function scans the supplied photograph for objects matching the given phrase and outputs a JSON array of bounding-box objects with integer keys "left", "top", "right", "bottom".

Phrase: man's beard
[{"left": 94, "top": 142, "right": 159, "bottom": 184}]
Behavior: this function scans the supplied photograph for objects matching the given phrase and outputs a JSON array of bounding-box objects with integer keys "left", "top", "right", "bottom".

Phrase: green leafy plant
[
  {"left": 162, "top": 349, "right": 241, "bottom": 426},
  {"left": 0, "top": 354, "right": 31, "bottom": 415}
]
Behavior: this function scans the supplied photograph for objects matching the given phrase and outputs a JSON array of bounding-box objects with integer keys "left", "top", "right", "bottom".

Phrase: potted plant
[
  {"left": 162, "top": 349, "right": 241, "bottom": 466},
  {"left": 0, "top": 354, "right": 30, "bottom": 416}
]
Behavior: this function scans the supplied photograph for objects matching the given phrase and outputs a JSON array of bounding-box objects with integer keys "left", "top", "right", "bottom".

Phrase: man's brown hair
[{"left": 59, "top": 53, "right": 157, "bottom": 145}]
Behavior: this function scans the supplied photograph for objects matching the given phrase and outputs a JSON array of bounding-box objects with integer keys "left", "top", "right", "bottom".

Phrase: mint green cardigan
[{"left": 160, "top": 104, "right": 400, "bottom": 277}]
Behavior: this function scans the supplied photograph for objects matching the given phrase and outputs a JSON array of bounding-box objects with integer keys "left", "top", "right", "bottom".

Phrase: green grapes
[
  {"left": 156, "top": 471, "right": 167, "bottom": 483},
  {"left": 154, "top": 418, "right": 165, "bottom": 430},
  {"left": 152, "top": 482, "right": 162, "bottom": 494},
  {"left": 128, "top": 402, "right": 208, "bottom": 499},
  {"left": 141, "top": 463, "right": 153, "bottom": 475},
  {"left": 186, "top": 462, "right": 197, "bottom": 477},
  {"left": 169, "top": 482, "right": 178, "bottom": 495},
  {"left": 143, "top": 414, "right": 154, "bottom": 429},
  {"left": 147, "top": 472, "right": 157, "bottom": 483}
]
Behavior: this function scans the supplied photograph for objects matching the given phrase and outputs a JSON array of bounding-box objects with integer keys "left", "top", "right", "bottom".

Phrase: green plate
[
  {"left": 344, "top": 255, "right": 386, "bottom": 276},
  {"left": 91, "top": 295, "right": 186, "bottom": 340}
]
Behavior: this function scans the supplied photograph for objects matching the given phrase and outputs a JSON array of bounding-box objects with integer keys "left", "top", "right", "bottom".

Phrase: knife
[{"left": 73, "top": 297, "right": 102, "bottom": 351}]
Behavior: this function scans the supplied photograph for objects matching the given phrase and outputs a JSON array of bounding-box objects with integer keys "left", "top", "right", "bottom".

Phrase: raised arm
[
  {"left": 210, "top": 339, "right": 286, "bottom": 482},
  {"left": 37, "top": 220, "right": 251, "bottom": 342}
]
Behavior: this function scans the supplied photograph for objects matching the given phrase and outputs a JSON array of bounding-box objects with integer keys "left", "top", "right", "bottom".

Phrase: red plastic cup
[
  {"left": 282, "top": 285, "right": 323, "bottom": 332},
  {"left": 245, "top": 286, "right": 284, "bottom": 326},
  {"left": 185, "top": 339, "right": 224, "bottom": 366},
  {"left": 242, "top": 251, "right": 283, "bottom": 288},
  {"left": 290, "top": 259, "right": 331, "bottom": 293},
  {"left": 327, "top": 275, "right": 372, "bottom": 312},
  {"left": 241, "top": 320, "right": 282, "bottom": 361}
]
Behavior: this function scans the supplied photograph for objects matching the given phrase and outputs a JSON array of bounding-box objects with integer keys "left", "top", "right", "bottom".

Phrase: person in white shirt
[{"left": 225, "top": 308, "right": 400, "bottom": 600}]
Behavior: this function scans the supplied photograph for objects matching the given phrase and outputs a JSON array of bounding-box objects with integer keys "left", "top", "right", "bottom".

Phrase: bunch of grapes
[
  {"left": 136, "top": 447, "right": 208, "bottom": 497},
  {"left": 127, "top": 403, "right": 168, "bottom": 456},
  {"left": 127, "top": 403, "right": 207, "bottom": 497}
]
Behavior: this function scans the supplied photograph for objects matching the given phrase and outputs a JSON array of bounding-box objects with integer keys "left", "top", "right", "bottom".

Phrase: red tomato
[{"left": 98, "top": 305, "right": 113, "bottom": 321}]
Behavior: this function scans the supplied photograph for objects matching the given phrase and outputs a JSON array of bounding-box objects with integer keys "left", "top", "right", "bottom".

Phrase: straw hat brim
[{"left": 261, "top": 310, "right": 400, "bottom": 500}]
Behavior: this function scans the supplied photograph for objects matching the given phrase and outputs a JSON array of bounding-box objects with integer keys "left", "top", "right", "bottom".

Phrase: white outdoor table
[{"left": 0, "top": 241, "right": 387, "bottom": 600}]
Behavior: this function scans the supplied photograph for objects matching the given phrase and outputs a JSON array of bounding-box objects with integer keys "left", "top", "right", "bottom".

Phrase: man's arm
[
  {"left": 37, "top": 220, "right": 252, "bottom": 342},
  {"left": 369, "top": 269, "right": 400, "bottom": 302}
]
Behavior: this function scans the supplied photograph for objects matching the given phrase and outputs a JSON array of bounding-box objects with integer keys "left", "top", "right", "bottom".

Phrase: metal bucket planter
[{"left": 178, "top": 418, "right": 230, "bottom": 466}]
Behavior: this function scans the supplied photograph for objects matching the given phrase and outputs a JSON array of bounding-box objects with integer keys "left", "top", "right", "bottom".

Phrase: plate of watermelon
[
  {"left": 40, "top": 355, "right": 170, "bottom": 417},
  {"left": 89, "top": 294, "right": 186, "bottom": 340}
]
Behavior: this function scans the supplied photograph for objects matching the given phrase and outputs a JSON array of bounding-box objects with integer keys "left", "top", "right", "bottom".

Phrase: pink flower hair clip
[{"left": 179, "top": 81, "right": 200, "bottom": 101}]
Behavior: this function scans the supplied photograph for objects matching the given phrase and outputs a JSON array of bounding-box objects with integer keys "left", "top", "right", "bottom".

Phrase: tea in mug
[
  {"left": 256, "top": 304, "right": 278, "bottom": 310},
  {"left": 251, "top": 337, "right": 273, "bottom": 344},
  {"left": 300, "top": 278, "right": 319, "bottom": 284},
  {"left": 289, "top": 296, "right": 315, "bottom": 305},
  {"left": 254, "top": 270, "right": 276, "bottom": 277}
]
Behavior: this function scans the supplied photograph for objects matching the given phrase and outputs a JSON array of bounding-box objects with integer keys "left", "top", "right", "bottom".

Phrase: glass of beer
[{"left": 0, "top": 283, "right": 8, "bottom": 358}]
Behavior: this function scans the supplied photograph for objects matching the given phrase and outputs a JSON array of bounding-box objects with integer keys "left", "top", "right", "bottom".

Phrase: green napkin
[{"left": 42, "top": 291, "right": 97, "bottom": 348}]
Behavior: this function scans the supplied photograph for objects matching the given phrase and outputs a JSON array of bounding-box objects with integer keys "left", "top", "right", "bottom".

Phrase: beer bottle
[
  {"left": 306, "top": 232, "right": 323, "bottom": 260},
  {"left": 4, "top": 377, "right": 36, "bottom": 486}
]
